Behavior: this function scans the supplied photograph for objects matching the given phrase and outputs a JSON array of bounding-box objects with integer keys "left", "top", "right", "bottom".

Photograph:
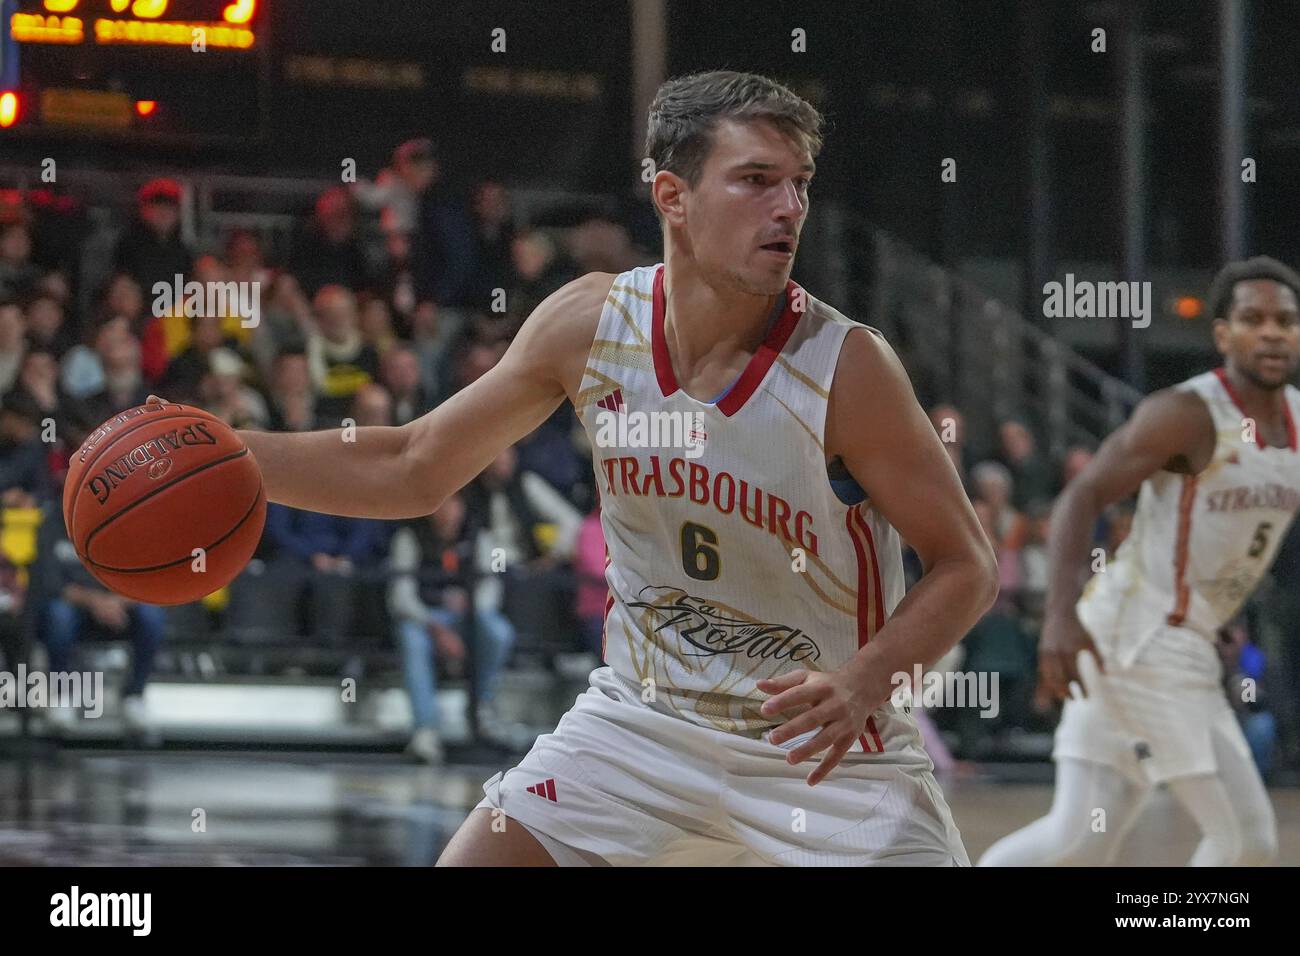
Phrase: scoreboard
[{"left": 0, "top": 0, "right": 269, "bottom": 141}]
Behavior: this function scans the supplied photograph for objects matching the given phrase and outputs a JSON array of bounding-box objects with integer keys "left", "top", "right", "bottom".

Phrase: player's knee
[{"left": 436, "top": 807, "right": 557, "bottom": 867}]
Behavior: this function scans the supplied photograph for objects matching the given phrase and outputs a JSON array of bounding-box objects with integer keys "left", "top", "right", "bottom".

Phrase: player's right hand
[{"left": 1036, "top": 609, "right": 1104, "bottom": 702}]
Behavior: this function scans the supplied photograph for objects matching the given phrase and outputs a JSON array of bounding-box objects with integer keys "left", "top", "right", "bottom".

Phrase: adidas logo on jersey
[
  {"left": 525, "top": 779, "right": 558, "bottom": 802},
  {"left": 596, "top": 389, "right": 626, "bottom": 413}
]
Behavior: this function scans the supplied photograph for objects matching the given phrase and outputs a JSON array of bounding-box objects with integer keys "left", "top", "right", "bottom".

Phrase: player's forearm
[
  {"left": 844, "top": 551, "right": 998, "bottom": 702},
  {"left": 237, "top": 424, "right": 435, "bottom": 519},
  {"left": 1043, "top": 481, "right": 1103, "bottom": 621}
]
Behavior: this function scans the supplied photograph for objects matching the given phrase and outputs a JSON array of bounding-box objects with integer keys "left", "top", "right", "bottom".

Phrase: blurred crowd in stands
[{"left": 0, "top": 137, "right": 1296, "bottom": 773}]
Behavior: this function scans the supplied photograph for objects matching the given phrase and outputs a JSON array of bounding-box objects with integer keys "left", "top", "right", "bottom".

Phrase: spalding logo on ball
[{"left": 62, "top": 402, "right": 267, "bottom": 606}]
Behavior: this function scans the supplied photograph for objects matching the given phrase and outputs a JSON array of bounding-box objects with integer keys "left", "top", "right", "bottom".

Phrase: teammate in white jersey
[
  {"left": 159, "top": 71, "right": 997, "bottom": 866},
  {"left": 980, "top": 256, "right": 1300, "bottom": 867}
]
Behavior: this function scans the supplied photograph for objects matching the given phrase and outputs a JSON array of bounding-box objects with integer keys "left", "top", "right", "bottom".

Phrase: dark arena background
[{"left": 0, "top": 0, "right": 1296, "bottom": 924}]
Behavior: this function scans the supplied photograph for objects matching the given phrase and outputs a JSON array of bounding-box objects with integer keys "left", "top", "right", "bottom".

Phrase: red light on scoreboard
[
  {"left": 0, "top": 92, "right": 19, "bottom": 127},
  {"left": 134, "top": 98, "right": 155, "bottom": 115},
  {"left": 1174, "top": 296, "right": 1203, "bottom": 320}
]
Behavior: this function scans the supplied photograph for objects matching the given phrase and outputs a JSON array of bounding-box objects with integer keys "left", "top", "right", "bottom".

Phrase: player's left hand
[{"left": 758, "top": 668, "right": 877, "bottom": 786}]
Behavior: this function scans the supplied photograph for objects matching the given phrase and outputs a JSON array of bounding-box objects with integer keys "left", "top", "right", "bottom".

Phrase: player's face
[
  {"left": 685, "top": 119, "right": 814, "bottom": 296},
  {"left": 1215, "top": 279, "right": 1300, "bottom": 389}
]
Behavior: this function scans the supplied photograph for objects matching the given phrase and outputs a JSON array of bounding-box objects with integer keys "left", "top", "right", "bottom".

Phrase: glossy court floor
[{"left": 1, "top": 749, "right": 1298, "bottom": 865}]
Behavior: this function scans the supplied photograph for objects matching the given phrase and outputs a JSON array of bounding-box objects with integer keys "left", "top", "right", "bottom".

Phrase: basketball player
[
  {"left": 157, "top": 71, "right": 997, "bottom": 865},
  {"left": 979, "top": 257, "right": 1300, "bottom": 867}
]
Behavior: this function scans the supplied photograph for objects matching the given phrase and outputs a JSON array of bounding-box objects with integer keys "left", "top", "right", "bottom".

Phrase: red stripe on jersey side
[
  {"left": 845, "top": 508, "right": 873, "bottom": 647},
  {"left": 852, "top": 505, "right": 886, "bottom": 634},
  {"left": 651, "top": 264, "right": 807, "bottom": 417},
  {"left": 1166, "top": 474, "right": 1199, "bottom": 626},
  {"left": 545, "top": 778, "right": 557, "bottom": 802},
  {"left": 846, "top": 507, "right": 888, "bottom": 754}
]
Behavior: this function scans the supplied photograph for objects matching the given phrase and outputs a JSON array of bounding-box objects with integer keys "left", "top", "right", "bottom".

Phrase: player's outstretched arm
[
  {"left": 760, "top": 327, "right": 999, "bottom": 784},
  {"left": 1038, "top": 388, "right": 1214, "bottom": 699},
  {"left": 167, "top": 273, "right": 610, "bottom": 520}
]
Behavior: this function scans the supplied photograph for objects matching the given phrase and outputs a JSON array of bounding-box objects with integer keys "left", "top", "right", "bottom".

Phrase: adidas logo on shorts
[{"left": 526, "top": 778, "right": 558, "bottom": 802}]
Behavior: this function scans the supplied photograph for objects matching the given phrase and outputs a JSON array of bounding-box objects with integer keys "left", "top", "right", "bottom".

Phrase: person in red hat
[{"left": 112, "top": 177, "right": 193, "bottom": 298}]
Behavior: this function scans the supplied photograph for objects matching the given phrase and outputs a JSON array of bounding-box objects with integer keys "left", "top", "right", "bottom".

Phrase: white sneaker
[{"left": 406, "top": 727, "right": 445, "bottom": 765}]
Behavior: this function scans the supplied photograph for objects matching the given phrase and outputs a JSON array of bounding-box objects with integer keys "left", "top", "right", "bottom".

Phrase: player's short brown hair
[{"left": 645, "top": 71, "right": 824, "bottom": 192}]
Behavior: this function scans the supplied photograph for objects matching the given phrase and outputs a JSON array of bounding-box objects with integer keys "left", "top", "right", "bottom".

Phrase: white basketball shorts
[
  {"left": 474, "top": 666, "right": 968, "bottom": 866},
  {"left": 1053, "top": 623, "right": 1253, "bottom": 786}
]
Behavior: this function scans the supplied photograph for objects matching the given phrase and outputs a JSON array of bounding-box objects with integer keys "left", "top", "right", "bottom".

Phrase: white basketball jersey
[
  {"left": 1078, "top": 368, "right": 1300, "bottom": 664},
  {"left": 577, "top": 264, "right": 923, "bottom": 758}
]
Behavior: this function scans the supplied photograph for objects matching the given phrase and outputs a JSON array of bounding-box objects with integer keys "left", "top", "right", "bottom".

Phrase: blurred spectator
[
  {"left": 24, "top": 293, "right": 75, "bottom": 359},
  {"left": 971, "top": 460, "right": 1025, "bottom": 551},
  {"left": 1016, "top": 498, "right": 1053, "bottom": 619},
  {"left": 0, "top": 390, "right": 55, "bottom": 501},
  {"left": 112, "top": 178, "right": 193, "bottom": 298},
  {"left": 509, "top": 229, "right": 580, "bottom": 319},
  {"left": 378, "top": 346, "right": 434, "bottom": 425},
  {"left": 378, "top": 231, "right": 420, "bottom": 335},
  {"left": 74, "top": 317, "right": 151, "bottom": 424},
  {"left": 10, "top": 350, "right": 82, "bottom": 449},
  {"left": 467, "top": 179, "right": 517, "bottom": 310},
  {"left": 358, "top": 295, "right": 398, "bottom": 356},
  {"left": 288, "top": 187, "right": 370, "bottom": 296},
  {"left": 250, "top": 271, "right": 313, "bottom": 381},
  {"left": 388, "top": 491, "right": 516, "bottom": 764},
  {"left": 307, "top": 285, "right": 380, "bottom": 422},
  {"left": 263, "top": 501, "right": 384, "bottom": 648},
  {"left": 158, "top": 312, "right": 239, "bottom": 403},
  {"left": 157, "top": 254, "right": 254, "bottom": 357},
  {"left": 225, "top": 228, "right": 270, "bottom": 287},
  {"left": 0, "top": 224, "right": 40, "bottom": 302},
  {"left": 568, "top": 215, "right": 642, "bottom": 275},
  {"left": 32, "top": 498, "right": 165, "bottom": 737},
  {"left": 0, "top": 299, "right": 26, "bottom": 394},
  {"left": 516, "top": 405, "right": 586, "bottom": 505},
  {"left": 408, "top": 143, "right": 478, "bottom": 309},
  {"left": 198, "top": 348, "right": 269, "bottom": 430},
  {"left": 86, "top": 273, "right": 167, "bottom": 384},
  {"left": 356, "top": 137, "right": 438, "bottom": 242},
  {"left": 265, "top": 348, "right": 317, "bottom": 432},
  {"left": 998, "top": 418, "right": 1055, "bottom": 508},
  {"left": 465, "top": 445, "right": 582, "bottom": 657}
]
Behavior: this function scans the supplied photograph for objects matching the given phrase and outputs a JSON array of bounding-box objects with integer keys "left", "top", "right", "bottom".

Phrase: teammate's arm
[
  {"left": 1038, "top": 389, "right": 1215, "bottom": 700},
  {"left": 760, "top": 327, "right": 999, "bottom": 784},
  {"left": 154, "top": 273, "right": 609, "bottom": 520}
]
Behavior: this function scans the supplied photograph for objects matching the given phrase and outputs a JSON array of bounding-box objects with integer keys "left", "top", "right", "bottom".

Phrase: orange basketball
[{"left": 62, "top": 402, "right": 267, "bottom": 606}]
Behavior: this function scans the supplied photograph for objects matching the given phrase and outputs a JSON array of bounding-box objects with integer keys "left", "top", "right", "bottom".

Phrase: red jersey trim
[
  {"left": 651, "top": 264, "right": 804, "bottom": 417},
  {"left": 1213, "top": 367, "right": 1298, "bottom": 451}
]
